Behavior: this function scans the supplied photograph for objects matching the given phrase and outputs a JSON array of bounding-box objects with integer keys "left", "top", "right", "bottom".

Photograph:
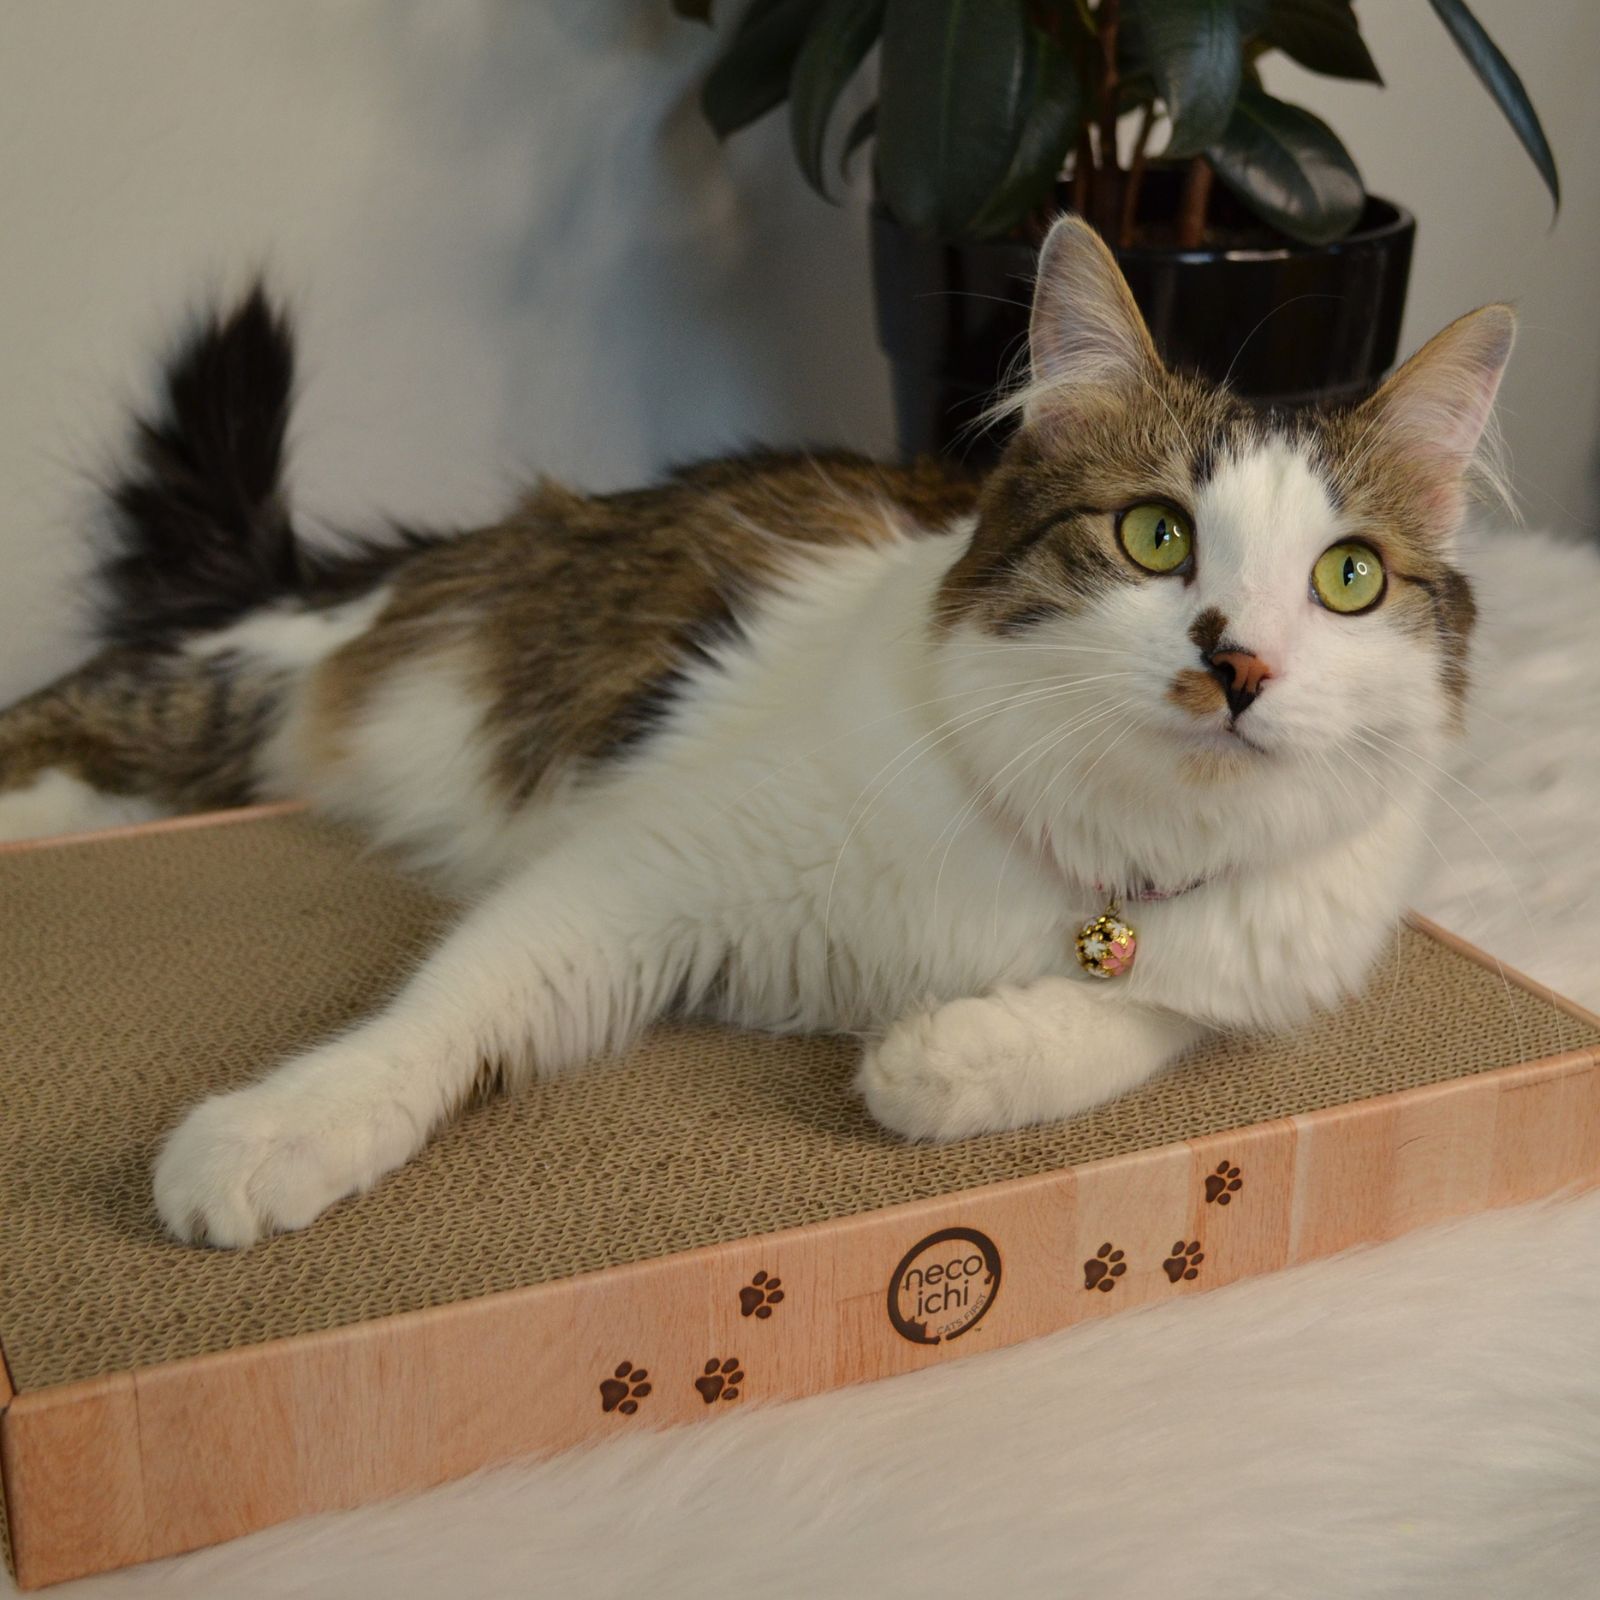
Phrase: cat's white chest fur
[{"left": 569, "top": 529, "right": 1082, "bottom": 1031}]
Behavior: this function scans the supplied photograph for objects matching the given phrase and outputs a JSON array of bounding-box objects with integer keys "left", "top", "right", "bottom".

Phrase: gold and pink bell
[{"left": 1076, "top": 907, "right": 1137, "bottom": 979}]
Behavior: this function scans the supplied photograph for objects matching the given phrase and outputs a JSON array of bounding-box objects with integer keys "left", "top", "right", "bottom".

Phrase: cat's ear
[
  {"left": 1358, "top": 304, "right": 1516, "bottom": 499},
  {"left": 1026, "top": 215, "right": 1162, "bottom": 420}
]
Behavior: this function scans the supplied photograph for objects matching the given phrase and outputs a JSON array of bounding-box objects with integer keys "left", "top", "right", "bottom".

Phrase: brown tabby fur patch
[
  {"left": 0, "top": 649, "right": 274, "bottom": 808},
  {"left": 309, "top": 452, "right": 979, "bottom": 801},
  {"left": 1187, "top": 607, "right": 1228, "bottom": 657},
  {"left": 1167, "top": 668, "right": 1226, "bottom": 719}
]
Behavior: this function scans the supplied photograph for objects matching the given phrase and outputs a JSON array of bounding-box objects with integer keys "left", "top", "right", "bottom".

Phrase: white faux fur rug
[
  {"left": 15, "top": 524, "right": 1600, "bottom": 1600},
  {"left": 1412, "top": 526, "right": 1600, "bottom": 1005}
]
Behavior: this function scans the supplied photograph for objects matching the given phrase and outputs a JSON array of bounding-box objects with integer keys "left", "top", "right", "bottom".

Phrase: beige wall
[
  {"left": 0, "top": 1, "right": 892, "bottom": 699},
  {"left": 2, "top": 1, "right": 1595, "bottom": 702}
]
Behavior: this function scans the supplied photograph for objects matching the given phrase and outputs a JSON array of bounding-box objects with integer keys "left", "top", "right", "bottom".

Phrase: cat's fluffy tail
[{"left": 97, "top": 285, "right": 301, "bottom": 649}]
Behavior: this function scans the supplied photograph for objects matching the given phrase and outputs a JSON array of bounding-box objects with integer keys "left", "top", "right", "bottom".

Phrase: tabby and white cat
[{"left": 0, "top": 219, "right": 1512, "bottom": 1247}]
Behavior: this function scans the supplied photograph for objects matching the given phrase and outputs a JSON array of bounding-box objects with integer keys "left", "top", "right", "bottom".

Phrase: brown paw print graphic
[
  {"left": 599, "top": 1361, "right": 651, "bottom": 1415},
  {"left": 1162, "top": 1241, "right": 1204, "bottom": 1283},
  {"left": 1083, "top": 1242, "right": 1127, "bottom": 1292},
  {"left": 739, "top": 1270, "right": 785, "bottom": 1319},
  {"left": 1205, "top": 1161, "right": 1243, "bottom": 1205},
  {"left": 695, "top": 1356, "right": 745, "bottom": 1404}
]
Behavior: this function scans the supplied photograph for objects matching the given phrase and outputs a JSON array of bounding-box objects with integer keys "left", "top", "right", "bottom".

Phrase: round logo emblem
[{"left": 886, "top": 1226, "right": 1002, "bottom": 1345}]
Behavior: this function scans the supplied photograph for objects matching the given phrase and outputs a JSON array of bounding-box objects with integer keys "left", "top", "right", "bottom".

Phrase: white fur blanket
[{"left": 11, "top": 525, "right": 1600, "bottom": 1600}]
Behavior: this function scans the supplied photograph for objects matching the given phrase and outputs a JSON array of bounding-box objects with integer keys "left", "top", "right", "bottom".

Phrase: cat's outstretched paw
[
  {"left": 153, "top": 1062, "right": 416, "bottom": 1247},
  {"left": 856, "top": 994, "right": 1052, "bottom": 1142}
]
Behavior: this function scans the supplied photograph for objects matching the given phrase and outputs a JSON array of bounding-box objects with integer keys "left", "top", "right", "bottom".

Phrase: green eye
[
  {"left": 1312, "top": 542, "right": 1386, "bottom": 614},
  {"left": 1117, "top": 502, "right": 1193, "bottom": 574}
]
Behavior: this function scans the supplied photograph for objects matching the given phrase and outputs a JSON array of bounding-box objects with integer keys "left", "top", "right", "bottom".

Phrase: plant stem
[
  {"left": 1117, "top": 102, "right": 1154, "bottom": 248},
  {"left": 1071, "top": 131, "right": 1091, "bottom": 216},
  {"left": 1095, "top": 0, "right": 1122, "bottom": 237},
  {"left": 1072, "top": 127, "right": 1093, "bottom": 217},
  {"left": 1176, "top": 155, "right": 1214, "bottom": 250}
]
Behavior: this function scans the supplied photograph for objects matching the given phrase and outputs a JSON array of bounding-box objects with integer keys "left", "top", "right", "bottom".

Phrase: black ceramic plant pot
[{"left": 871, "top": 169, "right": 1416, "bottom": 465}]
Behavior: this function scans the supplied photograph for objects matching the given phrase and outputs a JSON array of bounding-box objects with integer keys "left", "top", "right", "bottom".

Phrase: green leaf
[
  {"left": 1133, "top": 0, "right": 1241, "bottom": 158},
  {"left": 876, "top": 0, "right": 1034, "bottom": 241},
  {"left": 1426, "top": 0, "right": 1559, "bottom": 211},
  {"left": 672, "top": 0, "right": 715, "bottom": 21},
  {"left": 838, "top": 103, "right": 877, "bottom": 178},
  {"left": 1206, "top": 86, "right": 1363, "bottom": 244},
  {"left": 968, "top": 29, "right": 1084, "bottom": 239},
  {"left": 700, "top": 0, "right": 823, "bottom": 141},
  {"left": 789, "top": 0, "right": 885, "bottom": 198},
  {"left": 1263, "top": 0, "right": 1380, "bottom": 83}
]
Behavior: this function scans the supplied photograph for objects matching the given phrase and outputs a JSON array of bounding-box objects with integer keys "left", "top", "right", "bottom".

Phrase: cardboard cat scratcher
[{"left": 2, "top": 809, "right": 1598, "bottom": 1588}]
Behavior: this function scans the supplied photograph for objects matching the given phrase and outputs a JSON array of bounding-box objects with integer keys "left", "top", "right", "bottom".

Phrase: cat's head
[{"left": 939, "top": 215, "right": 1513, "bottom": 881}]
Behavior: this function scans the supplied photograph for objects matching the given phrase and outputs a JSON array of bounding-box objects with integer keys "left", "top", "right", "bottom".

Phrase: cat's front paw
[
  {"left": 857, "top": 994, "right": 1052, "bottom": 1142},
  {"left": 153, "top": 1070, "right": 414, "bottom": 1247}
]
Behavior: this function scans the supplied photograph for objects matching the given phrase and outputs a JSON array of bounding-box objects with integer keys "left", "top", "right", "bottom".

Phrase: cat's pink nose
[{"left": 1205, "top": 649, "right": 1274, "bottom": 719}]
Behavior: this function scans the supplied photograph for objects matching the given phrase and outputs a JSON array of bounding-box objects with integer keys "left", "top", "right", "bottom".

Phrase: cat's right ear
[
  {"left": 1343, "top": 302, "right": 1515, "bottom": 529},
  {"left": 1359, "top": 304, "right": 1516, "bottom": 478},
  {"left": 1026, "top": 215, "right": 1162, "bottom": 424}
]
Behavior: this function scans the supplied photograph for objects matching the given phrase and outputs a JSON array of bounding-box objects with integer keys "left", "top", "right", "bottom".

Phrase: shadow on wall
[{"left": 367, "top": 0, "right": 893, "bottom": 488}]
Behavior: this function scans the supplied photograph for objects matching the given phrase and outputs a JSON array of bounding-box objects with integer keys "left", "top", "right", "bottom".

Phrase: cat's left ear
[
  {"left": 1357, "top": 304, "right": 1516, "bottom": 516},
  {"left": 1025, "top": 215, "right": 1162, "bottom": 425}
]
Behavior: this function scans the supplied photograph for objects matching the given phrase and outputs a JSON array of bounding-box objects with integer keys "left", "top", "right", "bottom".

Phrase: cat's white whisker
[
  {"left": 823, "top": 680, "right": 1134, "bottom": 945},
  {"left": 921, "top": 689, "right": 1134, "bottom": 870},
  {"left": 1358, "top": 724, "right": 1542, "bottom": 876},
  {"left": 929, "top": 697, "right": 1135, "bottom": 923},
  {"left": 711, "top": 669, "right": 1139, "bottom": 820}
]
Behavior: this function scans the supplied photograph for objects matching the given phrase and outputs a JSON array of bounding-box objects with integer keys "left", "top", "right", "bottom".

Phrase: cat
[{"left": 0, "top": 217, "right": 1513, "bottom": 1248}]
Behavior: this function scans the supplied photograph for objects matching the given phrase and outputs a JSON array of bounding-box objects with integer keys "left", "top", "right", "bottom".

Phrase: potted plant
[{"left": 678, "top": 0, "right": 1559, "bottom": 461}]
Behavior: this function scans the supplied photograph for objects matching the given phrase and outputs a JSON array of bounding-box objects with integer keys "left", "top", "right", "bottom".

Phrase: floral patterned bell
[{"left": 1075, "top": 902, "right": 1137, "bottom": 979}]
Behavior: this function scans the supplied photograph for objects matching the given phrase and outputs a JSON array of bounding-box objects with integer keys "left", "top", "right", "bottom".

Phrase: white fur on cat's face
[
  {"left": 1177, "top": 441, "right": 1452, "bottom": 764},
  {"left": 1172, "top": 441, "right": 1406, "bottom": 760},
  {"left": 939, "top": 439, "right": 1449, "bottom": 891}
]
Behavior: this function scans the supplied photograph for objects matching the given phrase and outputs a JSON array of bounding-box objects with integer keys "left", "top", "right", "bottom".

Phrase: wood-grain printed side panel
[
  {"left": 0, "top": 1351, "right": 13, "bottom": 1584},
  {"left": 1182, "top": 1117, "right": 1298, "bottom": 1288},
  {"left": 1488, "top": 1050, "right": 1600, "bottom": 1205},
  {"left": 1, "top": 1375, "right": 148, "bottom": 1590},
  {"left": 1288, "top": 1049, "right": 1600, "bottom": 1264},
  {"left": 132, "top": 1311, "right": 451, "bottom": 1560}
]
